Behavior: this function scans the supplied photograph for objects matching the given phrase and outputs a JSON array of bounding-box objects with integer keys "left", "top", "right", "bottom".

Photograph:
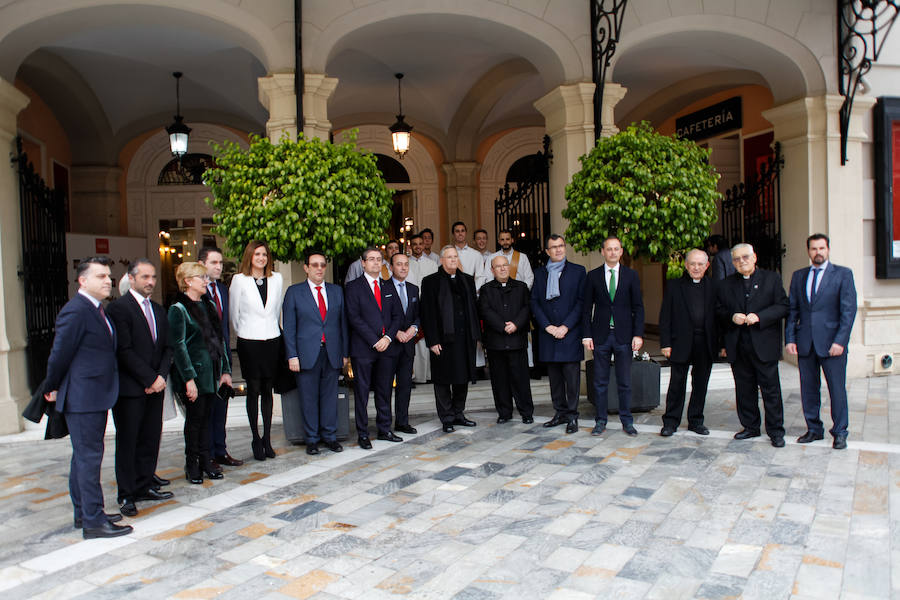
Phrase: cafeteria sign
[{"left": 675, "top": 97, "right": 742, "bottom": 141}]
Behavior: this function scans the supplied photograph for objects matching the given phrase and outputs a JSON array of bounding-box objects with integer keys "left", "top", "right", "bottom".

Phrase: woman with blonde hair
[
  {"left": 168, "top": 262, "right": 232, "bottom": 483},
  {"left": 230, "top": 241, "right": 283, "bottom": 460}
]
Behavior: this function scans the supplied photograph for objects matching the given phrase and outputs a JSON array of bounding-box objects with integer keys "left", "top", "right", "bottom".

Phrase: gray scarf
[{"left": 546, "top": 259, "right": 566, "bottom": 300}]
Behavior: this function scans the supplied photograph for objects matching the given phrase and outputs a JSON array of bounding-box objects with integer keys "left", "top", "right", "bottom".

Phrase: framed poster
[{"left": 874, "top": 97, "right": 900, "bottom": 278}]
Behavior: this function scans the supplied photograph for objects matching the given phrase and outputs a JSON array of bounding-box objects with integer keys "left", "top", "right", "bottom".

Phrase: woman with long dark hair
[
  {"left": 168, "top": 262, "right": 232, "bottom": 483},
  {"left": 230, "top": 241, "right": 283, "bottom": 460}
]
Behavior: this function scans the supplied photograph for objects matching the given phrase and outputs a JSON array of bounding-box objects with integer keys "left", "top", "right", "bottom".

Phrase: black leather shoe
[
  {"left": 660, "top": 427, "right": 675, "bottom": 437},
  {"left": 797, "top": 431, "right": 824, "bottom": 444},
  {"left": 496, "top": 417, "right": 510, "bottom": 424},
  {"left": 833, "top": 435, "right": 848, "bottom": 450},
  {"left": 522, "top": 416, "right": 534, "bottom": 424},
  {"left": 591, "top": 423, "right": 606, "bottom": 436},
  {"left": 453, "top": 417, "right": 476, "bottom": 427},
  {"left": 543, "top": 415, "right": 564, "bottom": 428},
  {"left": 358, "top": 436, "right": 373, "bottom": 449},
  {"left": 565, "top": 420, "right": 578, "bottom": 434},
  {"left": 377, "top": 431, "right": 403, "bottom": 442},
  {"left": 688, "top": 425, "right": 710, "bottom": 436},
  {"left": 395, "top": 424, "right": 417, "bottom": 434},
  {"left": 771, "top": 437, "right": 786, "bottom": 448},
  {"left": 202, "top": 468, "right": 223, "bottom": 480},
  {"left": 323, "top": 440, "right": 343, "bottom": 452},
  {"left": 152, "top": 474, "right": 170, "bottom": 487},
  {"left": 185, "top": 470, "right": 203, "bottom": 485},
  {"left": 83, "top": 520, "right": 133, "bottom": 539},
  {"left": 442, "top": 424, "right": 455, "bottom": 433},
  {"left": 306, "top": 443, "right": 320, "bottom": 455},
  {"left": 733, "top": 429, "right": 760, "bottom": 440},
  {"left": 215, "top": 453, "right": 245, "bottom": 466},
  {"left": 119, "top": 500, "right": 138, "bottom": 517},
  {"left": 623, "top": 424, "right": 638, "bottom": 437},
  {"left": 74, "top": 513, "right": 123, "bottom": 529},
  {"left": 134, "top": 488, "right": 174, "bottom": 502}
]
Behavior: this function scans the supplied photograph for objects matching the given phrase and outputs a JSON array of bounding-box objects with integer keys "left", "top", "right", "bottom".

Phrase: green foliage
[
  {"left": 563, "top": 122, "right": 721, "bottom": 278},
  {"left": 204, "top": 132, "right": 394, "bottom": 263}
]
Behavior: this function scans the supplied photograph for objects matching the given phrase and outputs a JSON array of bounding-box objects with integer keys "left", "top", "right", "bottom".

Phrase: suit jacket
[
  {"left": 345, "top": 275, "right": 404, "bottom": 359},
  {"left": 229, "top": 272, "right": 283, "bottom": 340},
  {"left": 531, "top": 261, "right": 586, "bottom": 363},
  {"left": 478, "top": 278, "right": 530, "bottom": 350},
  {"left": 785, "top": 262, "right": 857, "bottom": 356},
  {"left": 387, "top": 279, "right": 420, "bottom": 358},
  {"left": 167, "top": 299, "right": 231, "bottom": 397},
  {"left": 582, "top": 264, "right": 645, "bottom": 344},
  {"left": 658, "top": 275, "right": 717, "bottom": 363},
  {"left": 712, "top": 248, "right": 735, "bottom": 280},
  {"left": 205, "top": 280, "right": 230, "bottom": 349},
  {"left": 43, "top": 293, "right": 119, "bottom": 413},
  {"left": 716, "top": 268, "right": 789, "bottom": 363},
  {"left": 282, "top": 281, "right": 348, "bottom": 370},
  {"left": 107, "top": 292, "right": 172, "bottom": 397}
]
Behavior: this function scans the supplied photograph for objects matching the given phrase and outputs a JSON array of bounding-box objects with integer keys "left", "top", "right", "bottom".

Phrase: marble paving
[{"left": 0, "top": 369, "right": 897, "bottom": 599}]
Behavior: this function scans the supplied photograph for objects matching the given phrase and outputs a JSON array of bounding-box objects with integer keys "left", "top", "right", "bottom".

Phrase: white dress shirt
[
  {"left": 307, "top": 279, "right": 328, "bottom": 310},
  {"left": 806, "top": 260, "right": 829, "bottom": 300}
]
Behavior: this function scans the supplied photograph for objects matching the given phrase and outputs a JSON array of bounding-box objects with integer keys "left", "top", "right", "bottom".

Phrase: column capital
[
  {"left": 533, "top": 82, "right": 595, "bottom": 141},
  {"left": 0, "top": 78, "right": 29, "bottom": 141},
  {"left": 258, "top": 73, "right": 298, "bottom": 142},
  {"left": 303, "top": 73, "right": 338, "bottom": 141},
  {"left": 442, "top": 161, "right": 480, "bottom": 187},
  {"left": 599, "top": 83, "right": 627, "bottom": 138}
]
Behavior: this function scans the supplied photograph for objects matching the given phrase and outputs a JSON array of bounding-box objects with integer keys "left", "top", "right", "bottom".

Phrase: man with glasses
[{"left": 717, "top": 243, "right": 789, "bottom": 447}]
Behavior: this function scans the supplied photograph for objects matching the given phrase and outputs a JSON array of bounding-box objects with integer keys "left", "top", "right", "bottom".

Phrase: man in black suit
[
  {"left": 199, "top": 247, "right": 242, "bottom": 468},
  {"left": 44, "top": 257, "right": 133, "bottom": 538},
  {"left": 706, "top": 234, "right": 735, "bottom": 281},
  {"left": 345, "top": 246, "right": 405, "bottom": 448},
  {"left": 388, "top": 252, "right": 419, "bottom": 435},
  {"left": 659, "top": 249, "right": 717, "bottom": 436},
  {"left": 478, "top": 254, "right": 534, "bottom": 424},
  {"left": 582, "top": 236, "right": 645, "bottom": 437},
  {"left": 717, "top": 243, "right": 789, "bottom": 447},
  {"left": 106, "top": 259, "right": 173, "bottom": 517}
]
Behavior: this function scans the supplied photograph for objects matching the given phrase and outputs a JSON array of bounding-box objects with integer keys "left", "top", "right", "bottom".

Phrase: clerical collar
[{"left": 692, "top": 278, "right": 702, "bottom": 284}]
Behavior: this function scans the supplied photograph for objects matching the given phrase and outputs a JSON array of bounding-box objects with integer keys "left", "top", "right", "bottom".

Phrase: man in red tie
[{"left": 345, "top": 247, "right": 405, "bottom": 448}]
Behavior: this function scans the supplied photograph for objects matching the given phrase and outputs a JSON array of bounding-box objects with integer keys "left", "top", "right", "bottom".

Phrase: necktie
[
  {"left": 98, "top": 304, "right": 112, "bottom": 337},
  {"left": 810, "top": 268, "right": 821, "bottom": 303},
  {"left": 373, "top": 279, "right": 382, "bottom": 310},
  {"left": 316, "top": 285, "right": 326, "bottom": 342},
  {"left": 608, "top": 268, "right": 616, "bottom": 327},
  {"left": 398, "top": 282, "right": 408, "bottom": 312},
  {"left": 209, "top": 283, "right": 222, "bottom": 319},
  {"left": 143, "top": 298, "right": 157, "bottom": 342}
]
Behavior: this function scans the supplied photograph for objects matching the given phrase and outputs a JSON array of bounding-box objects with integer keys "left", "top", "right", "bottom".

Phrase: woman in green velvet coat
[{"left": 168, "top": 262, "right": 232, "bottom": 484}]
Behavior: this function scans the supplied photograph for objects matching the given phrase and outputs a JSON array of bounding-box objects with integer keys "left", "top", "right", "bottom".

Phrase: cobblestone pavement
[{"left": 0, "top": 365, "right": 897, "bottom": 599}]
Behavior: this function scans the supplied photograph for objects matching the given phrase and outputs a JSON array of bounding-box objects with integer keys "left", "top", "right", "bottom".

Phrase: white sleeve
[
  {"left": 229, "top": 275, "right": 243, "bottom": 336},
  {"left": 519, "top": 255, "right": 534, "bottom": 289}
]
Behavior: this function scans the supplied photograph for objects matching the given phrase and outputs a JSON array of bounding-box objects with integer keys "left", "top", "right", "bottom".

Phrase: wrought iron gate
[
  {"left": 12, "top": 138, "right": 69, "bottom": 392},
  {"left": 494, "top": 136, "right": 551, "bottom": 267},
  {"left": 722, "top": 142, "right": 785, "bottom": 273}
]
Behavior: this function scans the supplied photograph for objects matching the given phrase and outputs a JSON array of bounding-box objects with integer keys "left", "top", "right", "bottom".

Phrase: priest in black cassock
[{"left": 420, "top": 245, "right": 480, "bottom": 433}]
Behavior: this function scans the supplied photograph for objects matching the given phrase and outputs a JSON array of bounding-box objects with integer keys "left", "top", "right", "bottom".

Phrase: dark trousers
[
  {"left": 547, "top": 362, "right": 580, "bottom": 420},
  {"left": 799, "top": 352, "right": 849, "bottom": 437},
  {"left": 663, "top": 335, "right": 712, "bottom": 430},
  {"left": 352, "top": 353, "right": 398, "bottom": 436},
  {"left": 184, "top": 393, "right": 213, "bottom": 463},
  {"left": 65, "top": 410, "right": 108, "bottom": 528},
  {"left": 112, "top": 392, "right": 163, "bottom": 502},
  {"left": 434, "top": 383, "right": 469, "bottom": 424},
  {"left": 394, "top": 350, "right": 414, "bottom": 427},
  {"left": 296, "top": 345, "right": 339, "bottom": 444},
  {"left": 591, "top": 332, "right": 634, "bottom": 425},
  {"left": 731, "top": 340, "right": 784, "bottom": 438},
  {"left": 208, "top": 393, "right": 228, "bottom": 457},
  {"left": 488, "top": 348, "right": 534, "bottom": 419}
]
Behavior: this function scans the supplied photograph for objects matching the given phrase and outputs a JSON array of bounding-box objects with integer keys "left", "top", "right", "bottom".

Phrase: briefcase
[{"left": 584, "top": 357, "right": 661, "bottom": 414}]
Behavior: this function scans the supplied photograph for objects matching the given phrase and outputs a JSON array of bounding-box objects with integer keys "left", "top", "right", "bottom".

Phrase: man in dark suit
[
  {"left": 283, "top": 250, "right": 348, "bottom": 455},
  {"left": 106, "top": 259, "right": 173, "bottom": 517},
  {"left": 199, "top": 247, "right": 242, "bottom": 468},
  {"left": 582, "top": 236, "right": 645, "bottom": 437},
  {"left": 786, "top": 233, "right": 857, "bottom": 449},
  {"left": 479, "top": 254, "right": 534, "bottom": 424},
  {"left": 345, "top": 246, "right": 405, "bottom": 448},
  {"left": 387, "top": 251, "right": 419, "bottom": 435},
  {"left": 706, "top": 234, "right": 735, "bottom": 281},
  {"left": 717, "top": 243, "right": 789, "bottom": 447},
  {"left": 44, "top": 257, "right": 133, "bottom": 538},
  {"left": 421, "top": 245, "right": 481, "bottom": 432},
  {"left": 659, "top": 249, "right": 717, "bottom": 436},
  {"left": 531, "top": 234, "right": 585, "bottom": 433}
]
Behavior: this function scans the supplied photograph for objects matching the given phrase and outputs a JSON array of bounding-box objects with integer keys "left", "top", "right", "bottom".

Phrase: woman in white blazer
[{"left": 230, "top": 240, "right": 284, "bottom": 461}]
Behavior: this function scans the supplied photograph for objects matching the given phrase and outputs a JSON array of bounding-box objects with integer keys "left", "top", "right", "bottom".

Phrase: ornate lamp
[
  {"left": 166, "top": 72, "right": 191, "bottom": 158},
  {"left": 389, "top": 73, "right": 413, "bottom": 159}
]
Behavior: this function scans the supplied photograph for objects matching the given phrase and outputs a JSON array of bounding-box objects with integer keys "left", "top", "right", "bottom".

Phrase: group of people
[{"left": 42, "top": 220, "right": 855, "bottom": 540}]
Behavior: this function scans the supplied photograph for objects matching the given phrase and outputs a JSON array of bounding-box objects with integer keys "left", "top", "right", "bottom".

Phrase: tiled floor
[{"left": 0, "top": 365, "right": 897, "bottom": 599}]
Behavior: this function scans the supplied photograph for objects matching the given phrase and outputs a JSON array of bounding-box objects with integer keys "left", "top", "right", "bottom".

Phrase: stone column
[
  {"left": 303, "top": 74, "right": 338, "bottom": 141},
  {"left": 442, "top": 162, "right": 480, "bottom": 234},
  {"left": 69, "top": 166, "right": 123, "bottom": 234},
  {"left": 0, "top": 78, "right": 30, "bottom": 434}
]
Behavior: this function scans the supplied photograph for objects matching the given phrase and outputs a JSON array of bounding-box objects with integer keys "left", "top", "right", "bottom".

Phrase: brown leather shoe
[{"left": 214, "top": 453, "right": 244, "bottom": 467}]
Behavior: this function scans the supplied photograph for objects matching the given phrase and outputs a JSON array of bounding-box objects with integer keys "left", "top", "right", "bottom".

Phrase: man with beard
[{"left": 481, "top": 229, "right": 533, "bottom": 290}]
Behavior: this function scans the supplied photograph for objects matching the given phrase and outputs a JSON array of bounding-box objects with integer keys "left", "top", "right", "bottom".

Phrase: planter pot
[{"left": 281, "top": 383, "right": 351, "bottom": 443}]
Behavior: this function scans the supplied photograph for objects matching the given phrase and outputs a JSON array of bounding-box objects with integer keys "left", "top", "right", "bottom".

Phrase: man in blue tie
[
  {"left": 785, "top": 234, "right": 857, "bottom": 449},
  {"left": 388, "top": 252, "right": 420, "bottom": 434}
]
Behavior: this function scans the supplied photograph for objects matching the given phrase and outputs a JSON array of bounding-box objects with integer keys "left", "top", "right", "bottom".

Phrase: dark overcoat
[{"left": 420, "top": 268, "right": 480, "bottom": 384}]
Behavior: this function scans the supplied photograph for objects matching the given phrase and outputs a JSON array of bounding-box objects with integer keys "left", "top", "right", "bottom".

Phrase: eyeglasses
[
  {"left": 308, "top": 262, "right": 327, "bottom": 268},
  {"left": 732, "top": 254, "right": 754, "bottom": 263},
  {"left": 546, "top": 243, "right": 565, "bottom": 251}
]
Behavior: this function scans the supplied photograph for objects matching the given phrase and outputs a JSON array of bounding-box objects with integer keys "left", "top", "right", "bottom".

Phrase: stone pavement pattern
[{"left": 0, "top": 371, "right": 897, "bottom": 599}]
